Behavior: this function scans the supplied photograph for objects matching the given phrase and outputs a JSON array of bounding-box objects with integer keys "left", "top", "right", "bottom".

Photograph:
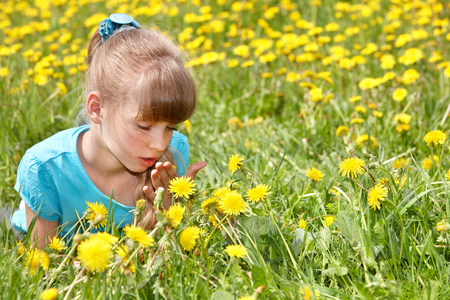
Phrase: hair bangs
[{"left": 133, "top": 57, "right": 197, "bottom": 124}]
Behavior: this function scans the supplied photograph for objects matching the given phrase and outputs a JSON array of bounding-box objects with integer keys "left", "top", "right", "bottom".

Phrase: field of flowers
[{"left": 1, "top": 0, "right": 450, "bottom": 299}]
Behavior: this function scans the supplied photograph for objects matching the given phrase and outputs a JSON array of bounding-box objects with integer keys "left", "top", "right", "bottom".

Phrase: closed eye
[
  {"left": 136, "top": 124, "right": 151, "bottom": 131},
  {"left": 167, "top": 126, "right": 178, "bottom": 131}
]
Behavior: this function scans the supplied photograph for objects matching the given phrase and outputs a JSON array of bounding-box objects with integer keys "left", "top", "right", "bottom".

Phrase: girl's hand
[{"left": 143, "top": 161, "right": 207, "bottom": 210}]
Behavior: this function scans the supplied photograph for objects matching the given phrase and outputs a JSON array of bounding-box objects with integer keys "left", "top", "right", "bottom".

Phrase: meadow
[{"left": 1, "top": 0, "right": 450, "bottom": 299}]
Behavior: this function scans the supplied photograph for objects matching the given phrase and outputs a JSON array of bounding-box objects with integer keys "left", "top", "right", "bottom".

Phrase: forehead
[{"left": 119, "top": 101, "right": 141, "bottom": 120}]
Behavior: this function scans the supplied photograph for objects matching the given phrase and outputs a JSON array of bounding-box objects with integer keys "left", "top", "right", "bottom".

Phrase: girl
[{"left": 11, "top": 13, "right": 206, "bottom": 246}]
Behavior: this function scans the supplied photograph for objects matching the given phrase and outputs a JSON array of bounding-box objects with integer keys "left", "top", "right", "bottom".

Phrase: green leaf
[
  {"left": 291, "top": 228, "right": 313, "bottom": 257},
  {"left": 335, "top": 210, "right": 365, "bottom": 245},
  {"left": 211, "top": 291, "right": 234, "bottom": 300},
  {"left": 251, "top": 265, "right": 267, "bottom": 288},
  {"left": 323, "top": 266, "right": 348, "bottom": 277}
]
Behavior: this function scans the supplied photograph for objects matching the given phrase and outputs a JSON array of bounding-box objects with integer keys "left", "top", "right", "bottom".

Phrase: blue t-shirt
[{"left": 11, "top": 125, "right": 190, "bottom": 239}]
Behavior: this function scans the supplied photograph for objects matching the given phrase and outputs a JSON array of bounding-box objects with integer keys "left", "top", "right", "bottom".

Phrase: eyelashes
[{"left": 136, "top": 124, "right": 177, "bottom": 132}]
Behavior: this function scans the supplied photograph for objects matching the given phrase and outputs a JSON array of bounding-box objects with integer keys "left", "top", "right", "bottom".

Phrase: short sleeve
[
  {"left": 169, "top": 132, "right": 190, "bottom": 177},
  {"left": 14, "top": 152, "right": 61, "bottom": 222}
]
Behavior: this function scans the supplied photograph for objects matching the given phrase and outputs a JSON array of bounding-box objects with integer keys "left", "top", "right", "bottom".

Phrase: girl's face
[{"left": 99, "top": 101, "right": 177, "bottom": 173}]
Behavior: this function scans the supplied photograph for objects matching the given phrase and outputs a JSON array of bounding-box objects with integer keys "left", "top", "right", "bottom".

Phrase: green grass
[{"left": 1, "top": 0, "right": 450, "bottom": 299}]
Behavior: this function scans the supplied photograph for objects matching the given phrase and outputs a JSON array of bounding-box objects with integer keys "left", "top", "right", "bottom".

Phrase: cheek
[{"left": 122, "top": 129, "right": 148, "bottom": 149}]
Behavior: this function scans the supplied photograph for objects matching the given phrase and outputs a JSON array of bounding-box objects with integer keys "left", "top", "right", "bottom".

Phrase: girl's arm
[{"left": 25, "top": 204, "right": 58, "bottom": 248}]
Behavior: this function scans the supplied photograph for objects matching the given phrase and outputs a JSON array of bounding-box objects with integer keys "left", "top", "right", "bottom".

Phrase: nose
[{"left": 149, "top": 128, "right": 169, "bottom": 153}]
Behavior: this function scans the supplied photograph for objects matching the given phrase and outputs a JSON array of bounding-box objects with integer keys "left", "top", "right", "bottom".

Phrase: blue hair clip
[{"left": 99, "top": 13, "right": 142, "bottom": 43}]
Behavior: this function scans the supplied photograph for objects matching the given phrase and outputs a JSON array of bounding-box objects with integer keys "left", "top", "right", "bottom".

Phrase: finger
[
  {"left": 151, "top": 169, "right": 163, "bottom": 189},
  {"left": 155, "top": 162, "right": 170, "bottom": 188},
  {"left": 163, "top": 162, "right": 178, "bottom": 179},
  {"left": 185, "top": 161, "right": 207, "bottom": 181},
  {"left": 143, "top": 185, "right": 156, "bottom": 200}
]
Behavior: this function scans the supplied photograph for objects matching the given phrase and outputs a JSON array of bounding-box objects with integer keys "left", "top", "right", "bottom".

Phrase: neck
[{"left": 79, "top": 124, "right": 129, "bottom": 177}]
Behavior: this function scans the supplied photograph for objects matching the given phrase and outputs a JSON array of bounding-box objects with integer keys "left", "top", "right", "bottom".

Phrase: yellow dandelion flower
[
  {"left": 444, "top": 66, "right": 450, "bottom": 78},
  {"left": 423, "top": 130, "right": 446, "bottom": 147},
  {"left": 246, "top": 184, "right": 270, "bottom": 203},
  {"left": 16, "top": 241, "right": 25, "bottom": 256},
  {"left": 446, "top": 169, "right": 450, "bottom": 180},
  {"left": 396, "top": 124, "right": 410, "bottom": 133},
  {"left": 238, "top": 297, "right": 253, "bottom": 300},
  {"left": 324, "top": 216, "right": 334, "bottom": 227},
  {"left": 356, "top": 134, "right": 378, "bottom": 149},
  {"left": 95, "top": 232, "right": 119, "bottom": 245},
  {"left": 85, "top": 201, "right": 108, "bottom": 228},
  {"left": 392, "top": 158, "right": 409, "bottom": 169},
  {"left": 25, "top": 249, "right": 50, "bottom": 275},
  {"left": 305, "top": 168, "right": 324, "bottom": 182},
  {"left": 367, "top": 184, "right": 388, "bottom": 210},
  {"left": 228, "top": 154, "right": 245, "bottom": 175},
  {"left": 77, "top": 234, "right": 113, "bottom": 272},
  {"left": 393, "top": 113, "right": 412, "bottom": 124},
  {"left": 348, "top": 95, "right": 361, "bottom": 102},
  {"left": 179, "top": 226, "right": 201, "bottom": 251},
  {"left": 300, "top": 286, "right": 320, "bottom": 300},
  {"left": 183, "top": 120, "right": 192, "bottom": 134},
  {"left": 308, "top": 87, "right": 323, "bottom": 102},
  {"left": 227, "top": 117, "right": 244, "bottom": 129},
  {"left": 422, "top": 155, "right": 439, "bottom": 170},
  {"left": 350, "top": 118, "right": 365, "bottom": 124},
  {"left": 354, "top": 105, "right": 367, "bottom": 114},
  {"left": 338, "top": 157, "right": 365, "bottom": 178},
  {"left": 201, "top": 197, "right": 218, "bottom": 214},
  {"left": 56, "top": 82, "right": 67, "bottom": 95},
  {"left": 48, "top": 236, "right": 67, "bottom": 251},
  {"left": 335, "top": 125, "right": 349, "bottom": 137},
  {"left": 298, "top": 219, "right": 307, "bottom": 229},
  {"left": 225, "top": 244, "right": 248, "bottom": 258},
  {"left": 0, "top": 67, "right": 9, "bottom": 77},
  {"left": 373, "top": 111, "right": 383, "bottom": 118},
  {"left": 165, "top": 203, "right": 185, "bottom": 228},
  {"left": 168, "top": 176, "right": 196, "bottom": 199},
  {"left": 436, "top": 220, "right": 449, "bottom": 232},
  {"left": 218, "top": 190, "right": 248, "bottom": 215},
  {"left": 123, "top": 225, "right": 154, "bottom": 247},
  {"left": 392, "top": 88, "right": 407, "bottom": 102},
  {"left": 116, "top": 244, "right": 136, "bottom": 273},
  {"left": 213, "top": 187, "right": 231, "bottom": 200},
  {"left": 40, "top": 288, "right": 58, "bottom": 300},
  {"left": 402, "top": 69, "right": 420, "bottom": 84},
  {"left": 208, "top": 214, "right": 219, "bottom": 226}
]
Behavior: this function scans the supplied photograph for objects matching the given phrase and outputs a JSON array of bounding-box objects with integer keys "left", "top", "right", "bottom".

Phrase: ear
[{"left": 86, "top": 91, "right": 103, "bottom": 124}]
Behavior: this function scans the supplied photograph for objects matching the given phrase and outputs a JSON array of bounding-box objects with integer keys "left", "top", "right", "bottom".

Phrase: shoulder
[
  {"left": 170, "top": 131, "right": 188, "bottom": 146},
  {"left": 169, "top": 131, "right": 189, "bottom": 153},
  {"left": 169, "top": 131, "right": 190, "bottom": 176},
  {"left": 26, "top": 126, "right": 89, "bottom": 163}
]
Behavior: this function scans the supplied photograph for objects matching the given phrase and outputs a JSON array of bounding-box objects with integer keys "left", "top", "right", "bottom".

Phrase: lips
[{"left": 138, "top": 157, "right": 157, "bottom": 168}]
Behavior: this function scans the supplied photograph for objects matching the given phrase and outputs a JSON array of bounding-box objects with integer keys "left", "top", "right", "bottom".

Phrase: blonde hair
[{"left": 86, "top": 26, "right": 197, "bottom": 229}]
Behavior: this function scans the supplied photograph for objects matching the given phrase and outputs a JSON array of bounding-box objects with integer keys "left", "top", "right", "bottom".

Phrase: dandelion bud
[
  {"left": 48, "top": 253, "right": 58, "bottom": 260},
  {"left": 73, "top": 234, "right": 83, "bottom": 244},
  {"left": 240, "top": 167, "right": 250, "bottom": 177},
  {"left": 367, "top": 163, "right": 377, "bottom": 169},
  {"left": 136, "top": 199, "right": 146, "bottom": 212},
  {"left": 154, "top": 187, "right": 165, "bottom": 210},
  {"left": 349, "top": 148, "right": 356, "bottom": 156},
  {"left": 436, "top": 220, "right": 450, "bottom": 232},
  {"left": 158, "top": 231, "right": 172, "bottom": 249},
  {"left": 159, "top": 272, "right": 164, "bottom": 280},
  {"left": 194, "top": 247, "right": 200, "bottom": 256},
  {"left": 90, "top": 213, "right": 106, "bottom": 226}
]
